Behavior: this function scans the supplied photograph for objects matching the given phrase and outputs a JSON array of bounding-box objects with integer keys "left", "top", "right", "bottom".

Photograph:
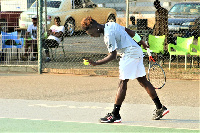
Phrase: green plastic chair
[
  {"left": 141, "top": 34, "right": 165, "bottom": 65},
  {"left": 168, "top": 36, "right": 194, "bottom": 70},
  {"left": 189, "top": 37, "right": 200, "bottom": 67},
  {"left": 142, "top": 34, "right": 165, "bottom": 54}
]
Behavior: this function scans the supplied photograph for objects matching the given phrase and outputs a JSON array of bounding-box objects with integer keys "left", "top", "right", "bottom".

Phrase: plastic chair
[
  {"left": 142, "top": 34, "right": 165, "bottom": 64},
  {"left": 189, "top": 37, "right": 200, "bottom": 67},
  {"left": 1, "top": 31, "right": 24, "bottom": 63},
  {"left": 142, "top": 34, "right": 165, "bottom": 53},
  {"left": 168, "top": 36, "right": 194, "bottom": 70}
]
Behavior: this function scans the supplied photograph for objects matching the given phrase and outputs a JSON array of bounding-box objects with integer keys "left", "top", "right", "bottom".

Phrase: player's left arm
[
  {"left": 89, "top": 50, "right": 117, "bottom": 66},
  {"left": 125, "top": 27, "right": 149, "bottom": 49}
]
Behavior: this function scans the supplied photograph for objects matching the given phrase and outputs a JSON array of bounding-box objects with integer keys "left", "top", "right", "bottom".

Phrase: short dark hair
[
  {"left": 54, "top": 16, "right": 61, "bottom": 22},
  {"left": 81, "top": 16, "right": 97, "bottom": 31}
]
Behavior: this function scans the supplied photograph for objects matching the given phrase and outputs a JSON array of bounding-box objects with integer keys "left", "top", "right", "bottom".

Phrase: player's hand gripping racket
[{"left": 147, "top": 48, "right": 166, "bottom": 89}]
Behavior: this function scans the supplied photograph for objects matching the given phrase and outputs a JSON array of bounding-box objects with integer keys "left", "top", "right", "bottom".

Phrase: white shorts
[{"left": 119, "top": 46, "right": 146, "bottom": 80}]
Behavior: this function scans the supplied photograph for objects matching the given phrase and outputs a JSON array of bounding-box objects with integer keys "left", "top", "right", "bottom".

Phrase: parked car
[
  {"left": 19, "top": 0, "right": 117, "bottom": 36},
  {"left": 19, "top": 0, "right": 61, "bottom": 29},
  {"left": 168, "top": 2, "right": 200, "bottom": 38}
]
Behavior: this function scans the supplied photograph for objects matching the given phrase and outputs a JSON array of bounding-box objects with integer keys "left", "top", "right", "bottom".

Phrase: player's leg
[
  {"left": 44, "top": 39, "right": 59, "bottom": 62},
  {"left": 100, "top": 79, "right": 129, "bottom": 123},
  {"left": 22, "top": 40, "right": 31, "bottom": 61},
  {"left": 137, "top": 76, "right": 158, "bottom": 99},
  {"left": 30, "top": 40, "right": 37, "bottom": 61},
  {"left": 33, "top": 40, "right": 38, "bottom": 57},
  {"left": 43, "top": 39, "right": 50, "bottom": 57},
  {"left": 137, "top": 76, "right": 169, "bottom": 120},
  {"left": 43, "top": 39, "right": 52, "bottom": 62},
  {"left": 113, "top": 79, "right": 129, "bottom": 114},
  {"left": 115, "top": 79, "right": 129, "bottom": 105}
]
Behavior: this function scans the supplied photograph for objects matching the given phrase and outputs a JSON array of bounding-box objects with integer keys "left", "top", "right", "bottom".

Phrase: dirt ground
[{"left": 0, "top": 72, "right": 199, "bottom": 107}]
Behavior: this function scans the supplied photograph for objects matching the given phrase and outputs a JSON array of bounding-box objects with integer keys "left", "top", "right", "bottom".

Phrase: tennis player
[{"left": 81, "top": 17, "right": 169, "bottom": 123}]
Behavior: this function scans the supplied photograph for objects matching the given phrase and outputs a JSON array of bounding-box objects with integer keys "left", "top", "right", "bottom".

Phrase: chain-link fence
[{"left": 0, "top": 0, "right": 199, "bottom": 79}]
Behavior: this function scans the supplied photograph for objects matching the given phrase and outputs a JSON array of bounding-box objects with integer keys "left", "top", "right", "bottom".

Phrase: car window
[
  {"left": 84, "top": 0, "right": 95, "bottom": 8},
  {"left": 47, "top": 1, "right": 62, "bottom": 8},
  {"left": 169, "top": 3, "right": 200, "bottom": 15},
  {"left": 72, "top": 0, "right": 94, "bottom": 9},
  {"left": 73, "top": 0, "right": 83, "bottom": 9}
]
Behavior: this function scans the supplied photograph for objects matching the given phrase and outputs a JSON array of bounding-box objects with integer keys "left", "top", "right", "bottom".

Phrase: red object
[{"left": 0, "top": 11, "right": 22, "bottom": 32}]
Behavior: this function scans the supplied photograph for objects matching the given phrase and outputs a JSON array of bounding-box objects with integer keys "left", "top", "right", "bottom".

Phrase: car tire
[
  {"left": 64, "top": 18, "right": 75, "bottom": 37},
  {"left": 107, "top": 15, "right": 116, "bottom": 22}
]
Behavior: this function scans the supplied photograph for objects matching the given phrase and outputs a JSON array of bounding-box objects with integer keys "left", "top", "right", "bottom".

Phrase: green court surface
[{"left": 0, "top": 118, "right": 199, "bottom": 132}]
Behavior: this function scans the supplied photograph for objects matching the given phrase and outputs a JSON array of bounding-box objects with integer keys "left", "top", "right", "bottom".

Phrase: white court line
[
  {"left": 0, "top": 117, "right": 199, "bottom": 131},
  {"left": 28, "top": 104, "right": 111, "bottom": 110},
  {"left": 29, "top": 104, "right": 68, "bottom": 108}
]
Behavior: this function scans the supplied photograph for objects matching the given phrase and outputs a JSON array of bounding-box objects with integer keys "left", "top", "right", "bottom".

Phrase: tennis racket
[{"left": 147, "top": 48, "right": 166, "bottom": 89}]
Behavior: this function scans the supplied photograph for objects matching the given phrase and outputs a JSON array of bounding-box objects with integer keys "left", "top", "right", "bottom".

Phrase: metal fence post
[
  {"left": 38, "top": 0, "right": 43, "bottom": 74},
  {"left": 126, "top": 0, "right": 129, "bottom": 28},
  {"left": 44, "top": 0, "right": 47, "bottom": 32}
]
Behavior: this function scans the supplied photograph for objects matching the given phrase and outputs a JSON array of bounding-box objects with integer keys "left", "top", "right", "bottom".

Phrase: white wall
[{"left": 1, "top": 0, "right": 27, "bottom": 11}]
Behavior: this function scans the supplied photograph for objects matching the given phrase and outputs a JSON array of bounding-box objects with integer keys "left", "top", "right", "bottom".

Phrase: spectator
[
  {"left": 153, "top": 0, "right": 169, "bottom": 50},
  {"left": 43, "top": 16, "right": 65, "bottom": 62},
  {"left": 22, "top": 15, "right": 38, "bottom": 61}
]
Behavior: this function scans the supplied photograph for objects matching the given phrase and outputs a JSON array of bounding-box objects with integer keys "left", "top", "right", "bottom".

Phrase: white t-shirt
[
  {"left": 104, "top": 22, "right": 143, "bottom": 56},
  {"left": 27, "top": 24, "right": 37, "bottom": 40},
  {"left": 47, "top": 25, "right": 65, "bottom": 43}
]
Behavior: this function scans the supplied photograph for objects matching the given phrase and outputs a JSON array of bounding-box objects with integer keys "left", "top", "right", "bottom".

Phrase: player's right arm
[{"left": 89, "top": 50, "right": 117, "bottom": 66}]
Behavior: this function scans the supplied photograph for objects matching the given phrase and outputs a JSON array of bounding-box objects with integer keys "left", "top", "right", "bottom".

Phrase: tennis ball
[{"left": 83, "top": 59, "right": 89, "bottom": 65}]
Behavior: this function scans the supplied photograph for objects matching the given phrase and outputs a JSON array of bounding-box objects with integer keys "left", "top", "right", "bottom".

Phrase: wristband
[{"left": 133, "top": 33, "right": 141, "bottom": 43}]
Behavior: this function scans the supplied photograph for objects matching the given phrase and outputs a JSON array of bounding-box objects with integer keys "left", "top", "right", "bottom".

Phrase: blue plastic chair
[
  {"left": 2, "top": 31, "right": 24, "bottom": 49},
  {"left": 1, "top": 31, "right": 24, "bottom": 62}
]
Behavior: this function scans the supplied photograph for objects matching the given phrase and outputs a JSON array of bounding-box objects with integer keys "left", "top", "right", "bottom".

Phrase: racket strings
[{"left": 149, "top": 65, "right": 165, "bottom": 89}]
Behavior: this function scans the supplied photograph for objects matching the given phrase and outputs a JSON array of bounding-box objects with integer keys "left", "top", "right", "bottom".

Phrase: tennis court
[{"left": 0, "top": 72, "right": 199, "bottom": 132}]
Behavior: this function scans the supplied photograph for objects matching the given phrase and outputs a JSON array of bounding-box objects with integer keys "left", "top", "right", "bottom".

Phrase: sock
[
  {"left": 153, "top": 96, "right": 162, "bottom": 109},
  {"left": 112, "top": 104, "right": 121, "bottom": 116}
]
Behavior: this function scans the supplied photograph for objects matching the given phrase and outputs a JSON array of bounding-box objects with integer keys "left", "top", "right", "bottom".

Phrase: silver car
[{"left": 168, "top": 2, "right": 200, "bottom": 38}]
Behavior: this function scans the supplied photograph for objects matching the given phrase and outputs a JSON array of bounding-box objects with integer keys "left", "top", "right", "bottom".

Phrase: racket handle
[{"left": 147, "top": 48, "right": 151, "bottom": 56}]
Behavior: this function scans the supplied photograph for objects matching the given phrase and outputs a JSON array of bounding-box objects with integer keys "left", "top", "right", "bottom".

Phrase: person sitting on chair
[
  {"left": 44, "top": 16, "right": 65, "bottom": 62},
  {"left": 22, "top": 15, "right": 38, "bottom": 61}
]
